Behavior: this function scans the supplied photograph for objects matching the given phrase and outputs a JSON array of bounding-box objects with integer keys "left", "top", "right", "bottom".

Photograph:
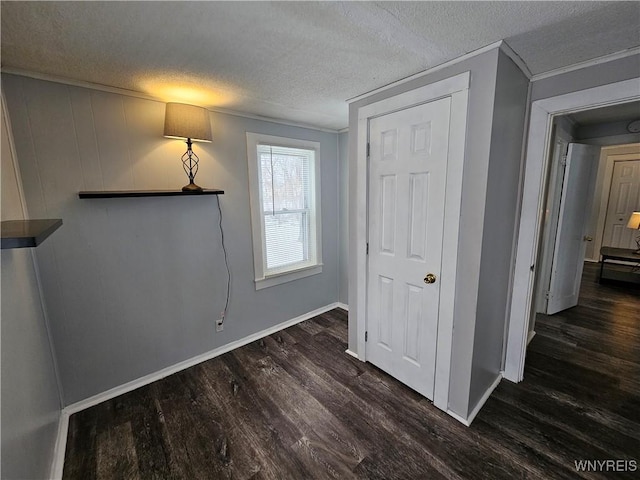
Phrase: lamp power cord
[{"left": 217, "top": 196, "right": 231, "bottom": 321}]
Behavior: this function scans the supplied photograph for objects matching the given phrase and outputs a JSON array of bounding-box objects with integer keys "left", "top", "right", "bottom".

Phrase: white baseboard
[
  {"left": 447, "top": 373, "right": 502, "bottom": 427},
  {"left": 64, "top": 302, "right": 342, "bottom": 416},
  {"left": 445, "top": 409, "right": 471, "bottom": 427},
  {"left": 50, "top": 410, "right": 70, "bottom": 480},
  {"left": 527, "top": 330, "right": 536, "bottom": 345},
  {"left": 466, "top": 374, "right": 502, "bottom": 425},
  {"left": 344, "top": 348, "right": 359, "bottom": 359},
  {"left": 336, "top": 302, "right": 349, "bottom": 311}
]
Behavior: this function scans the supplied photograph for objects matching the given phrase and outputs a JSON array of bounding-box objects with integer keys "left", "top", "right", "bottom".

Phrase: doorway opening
[
  {"left": 504, "top": 77, "right": 640, "bottom": 382},
  {"left": 531, "top": 102, "right": 640, "bottom": 340}
]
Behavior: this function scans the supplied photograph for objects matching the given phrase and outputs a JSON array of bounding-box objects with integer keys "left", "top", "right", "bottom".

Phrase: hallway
[{"left": 484, "top": 261, "right": 639, "bottom": 475}]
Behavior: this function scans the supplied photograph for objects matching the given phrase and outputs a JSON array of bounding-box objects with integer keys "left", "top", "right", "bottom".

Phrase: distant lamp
[
  {"left": 163, "top": 102, "right": 212, "bottom": 192},
  {"left": 627, "top": 211, "right": 640, "bottom": 254}
]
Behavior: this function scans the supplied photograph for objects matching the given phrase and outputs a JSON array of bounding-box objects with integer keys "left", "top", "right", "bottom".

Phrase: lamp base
[{"left": 182, "top": 182, "right": 203, "bottom": 192}]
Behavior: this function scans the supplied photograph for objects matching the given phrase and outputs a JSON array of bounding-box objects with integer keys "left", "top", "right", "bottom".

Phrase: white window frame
[{"left": 246, "top": 132, "right": 323, "bottom": 290}]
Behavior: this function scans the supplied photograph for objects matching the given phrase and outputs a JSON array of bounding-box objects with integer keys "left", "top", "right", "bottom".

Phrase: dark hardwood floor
[{"left": 63, "top": 263, "right": 639, "bottom": 479}]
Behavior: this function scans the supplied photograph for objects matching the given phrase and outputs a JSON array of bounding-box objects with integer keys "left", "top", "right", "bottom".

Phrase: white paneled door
[
  {"left": 546, "top": 143, "right": 599, "bottom": 315},
  {"left": 602, "top": 159, "right": 640, "bottom": 249},
  {"left": 366, "top": 97, "right": 451, "bottom": 400}
]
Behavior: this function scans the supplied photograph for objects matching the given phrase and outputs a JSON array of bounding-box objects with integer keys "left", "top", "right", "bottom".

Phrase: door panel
[
  {"left": 366, "top": 97, "right": 450, "bottom": 400},
  {"left": 603, "top": 160, "right": 640, "bottom": 249},
  {"left": 536, "top": 127, "right": 571, "bottom": 314},
  {"left": 547, "top": 143, "right": 599, "bottom": 315},
  {"left": 408, "top": 173, "right": 429, "bottom": 260},
  {"left": 377, "top": 275, "right": 393, "bottom": 350},
  {"left": 380, "top": 175, "right": 397, "bottom": 253}
]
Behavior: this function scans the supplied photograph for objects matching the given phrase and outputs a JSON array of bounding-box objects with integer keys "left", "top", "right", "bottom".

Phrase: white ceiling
[{"left": 2, "top": 1, "right": 639, "bottom": 130}]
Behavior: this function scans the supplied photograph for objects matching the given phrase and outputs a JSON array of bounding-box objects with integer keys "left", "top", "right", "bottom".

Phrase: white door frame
[
  {"left": 354, "top": 71, "right": 470, "bottom": 411},
  {"left": 504, "top": 77, "right": 640, "bottom": 382}
]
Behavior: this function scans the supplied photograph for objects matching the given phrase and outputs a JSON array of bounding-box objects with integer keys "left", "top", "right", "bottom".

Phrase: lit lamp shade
[
  {"left": 163, "top": 103, "right": 212, "bottom": 142},
  {"left": 627, "top": 212, "right": 640, "bottom": 230}
]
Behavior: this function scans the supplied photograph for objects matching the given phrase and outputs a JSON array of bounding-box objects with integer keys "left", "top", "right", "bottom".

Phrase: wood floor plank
[
  {"left": 537, "top": 308, "right": 640, "bottom": 338},
  {"left": 523, "top": 363, "right": 640, "bottom": 427},
  {"left": 124, "top": 387, "right": 173, "bottom": 479},
  {"left": 490, "top": 377, "right": 640, "bottom": 455},
  {"left": 63, "top": 405, "right": 98, "bottom": 479},
  {"left": 322, "top": 316, "right": 350, "bottom": 343},
  {"left": 534, "top": 320, "right": 640, "bottom": 364},
  {"left": 96, "top": 422, "right": 140, "bottom": 480},
  {"left": 296, "top": 318, "right": 327, "bottom": 335},
  {"left": 350, "top": 371, "right": 538, "bottom": 480},
  {"left": 480, "top": 399, "right": 614, "bottom": 480},
  {"left": 199, "top": 357, "right": 314, "bottom": 478},
  {"left": 471, "top": 417, "right": 584, "bottom": 480},
  {"left": 229, "top": 343, "right": 368, "bottom": 475},
  {"left": 527, "top": 334, "right": 640, "bottom": 393},
  {"left": 151, "top": 372, "right": 237, "bottom": 479},
  {"left": 260, "top": 334, "right": 456, "bottom": 479}
]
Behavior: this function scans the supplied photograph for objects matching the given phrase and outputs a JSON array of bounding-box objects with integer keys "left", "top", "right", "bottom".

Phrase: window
[{"left": 246, "top": 133, "right": 322, "bottom": 289}]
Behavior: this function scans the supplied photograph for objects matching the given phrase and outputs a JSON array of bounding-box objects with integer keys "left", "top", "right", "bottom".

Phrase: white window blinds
[{"left": 257, "top": 144, "right": 318, "bottom": 276}]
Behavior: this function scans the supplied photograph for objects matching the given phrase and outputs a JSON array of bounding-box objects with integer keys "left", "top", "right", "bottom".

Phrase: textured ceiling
[{"left": 2, "top": 1, "right": 639, "bottom": 130}]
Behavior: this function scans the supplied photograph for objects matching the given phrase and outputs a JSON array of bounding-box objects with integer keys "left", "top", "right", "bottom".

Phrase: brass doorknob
[{"left": 424, "top": 273, "right": 436, "bottom": 284}]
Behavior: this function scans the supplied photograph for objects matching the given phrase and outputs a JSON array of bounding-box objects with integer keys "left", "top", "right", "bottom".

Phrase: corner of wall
[
  {"left": 1, "top": 86, "right": 64, "bottom": 480},
  {"left": 467, "top": 48, "right": 530, "bottom": 413},
  {"left": 338, "top": 131, "right": 349, "bottom": 307}
]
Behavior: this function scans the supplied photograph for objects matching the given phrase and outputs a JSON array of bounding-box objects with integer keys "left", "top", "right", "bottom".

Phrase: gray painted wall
[
  {"left": 338, "top": 131, "right": 349, "bottom": 306},
  {"left": 577, "top": 120, "right": 640, "bottom": 143},
  {"left": 1, "top": 98, "right": 61, "bottom": 479},
  {"left": 348, "top": 48, "right": 501, "bottom": 418},
  {"left": 530, "top": 53, "right": 640, "bottom": 102},
  {"left": 580, "top": 133, "right": 640, "bottom": 146},
  {"left": 469, "top": 50, "right": 530, "bottom": 413},
  {"left": 2, "top": 74, "right": 339, "bottom": 405}
]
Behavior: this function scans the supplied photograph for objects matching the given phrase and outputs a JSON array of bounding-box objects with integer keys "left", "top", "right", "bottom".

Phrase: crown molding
[
  {"left": 0, "top": 67, "right": 342, "bottom": 134},
  {"left": 346, "top": 40, "right": 505, "bottom": 103},
  {"left": 499, "top": 40, "right": 533, "bottom": 79},
  {"left": 530, "top": 46, "right": 640, "bottom": 82}
]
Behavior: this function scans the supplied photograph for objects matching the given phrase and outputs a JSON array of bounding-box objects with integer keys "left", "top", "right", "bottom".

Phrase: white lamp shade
[
  {"left": 627, "top": 211, "right": 640, "bottom": 230},
  {"left": 163, "top": 103, "right": 212, "bottom": 142}
]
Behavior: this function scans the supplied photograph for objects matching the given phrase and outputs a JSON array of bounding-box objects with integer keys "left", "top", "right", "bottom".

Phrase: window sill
[{"left": 255, "top": 264, "right": 323, "bottom": 290}]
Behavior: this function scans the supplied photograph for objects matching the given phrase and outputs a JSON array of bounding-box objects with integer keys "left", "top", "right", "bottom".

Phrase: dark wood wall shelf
[
  {"left": 78, "top": 189, "right": 224, "bottom": 199},
  {"left": 1, "top": 219, "right": 63, "bottom": 249}
]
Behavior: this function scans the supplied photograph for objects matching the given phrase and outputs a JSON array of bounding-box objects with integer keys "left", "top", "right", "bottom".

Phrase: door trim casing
[
  {"left": 354, "top": 72, "right": 470, "bottom": 411},
  {"left": 504, "top": 77, "right": 640, "bottom": 382}
]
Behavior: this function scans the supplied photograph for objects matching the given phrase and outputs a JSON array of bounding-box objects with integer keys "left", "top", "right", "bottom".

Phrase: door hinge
[
  {"left": 366, "top": 242, "right": 369, "bottom": 255},
  {"left": 545, "top": 291, "right": 550, "bottom": 299},
  {"left": 365, "top": 331, "right": 368, "bottom": 342},
  {"left": 560, "top": 154, "right": 567, "bottom": 166},
  {"left": 366, "top": 142, "right": 370, "bottom": 158}
]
